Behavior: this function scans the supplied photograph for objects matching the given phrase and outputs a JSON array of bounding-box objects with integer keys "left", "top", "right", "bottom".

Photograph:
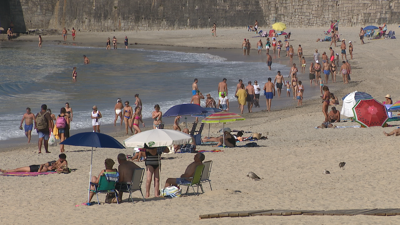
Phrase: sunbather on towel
[
  {"left": 202, "top": 128, "right": 236, "bottom": 147},
  {"left": 164, "top": 153, "right": 205, "bottom": 188},
  {"left": 1, "top": 153, "right": 68, "bottom": 173},
  {"left": 383, "top": 128, "right": 400, "bottom": 136}
]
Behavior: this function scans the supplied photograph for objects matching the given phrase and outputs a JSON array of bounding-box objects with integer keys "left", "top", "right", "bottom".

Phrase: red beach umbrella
[{"left": 352, "top": 99, "right": 388, "bottom": 127}]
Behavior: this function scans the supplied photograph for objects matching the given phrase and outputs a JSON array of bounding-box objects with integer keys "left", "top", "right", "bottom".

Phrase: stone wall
[{"left": 5, "top": 0, "right": 400, "bottom": 32}]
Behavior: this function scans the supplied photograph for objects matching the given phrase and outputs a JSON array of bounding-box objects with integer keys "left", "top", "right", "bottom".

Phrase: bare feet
[
  {"left": 383, "top": 131, "right": 390, "bottom": 136},
  {"left": 46, "top": 151, "right": 51, "bottom": 153}
]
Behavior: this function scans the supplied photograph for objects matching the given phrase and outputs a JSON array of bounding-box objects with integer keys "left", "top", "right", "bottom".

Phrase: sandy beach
[{"left": 2, "top": 26, "right": 400, "bottom": 224}]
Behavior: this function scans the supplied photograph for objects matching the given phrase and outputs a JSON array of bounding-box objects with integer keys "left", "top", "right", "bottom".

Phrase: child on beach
[
  {"left": 319, "top": 78, "right": 324, "bottom": 95},
  {"left": 72, "top": 67, "right": 77, "bottom": 81},
  {"left": 296, "top": 81, "right": 304, "bottom": 106},
  {"left": 286, "top": 81, "right": 291, "bottom": 97},
  {"left": 301, "top": 57, "right": 306, "bottom": 73}
]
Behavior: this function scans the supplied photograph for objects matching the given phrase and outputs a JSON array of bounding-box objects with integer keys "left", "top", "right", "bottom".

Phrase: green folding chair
[
  {"left": 90, "top": 172, "right": 119, "bottom": 205},
  {"left": 180, "top": 164, "right": 205, "bottom": 195}
]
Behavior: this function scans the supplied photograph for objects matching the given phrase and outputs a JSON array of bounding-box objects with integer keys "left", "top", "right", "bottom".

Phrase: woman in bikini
[
  {"left": 123, "top": 101, "right": 133, "bottom": 134},
  {"left": 291, "top": 74, "right": 298, "bottom": 99},
  {"left": 106, "top": 37, "right": 111, "bottom": 50},
  {"left": 277, "top": 40, "right": 282, "bottom": 58},
  {"left": 152, "top": 104, "right": 163, "bottom": 129},
  {"left": 132, "top": 106, "right": 144, "bottom": 134},
  {"left": 112, "top": 36, "right": 117, "bottom": 49},
  {"left": 288, "top": 45, "right": 294, "bottom": 62},
  {"left": 330, "top": 61, "right": 337, "bottom": 83},
  {"left": 272, "top": 38, "right": 277, "bottom": 54},
  {"left": 321, "top": 86, "right": 331, "bottom": 123},
  {"left": 145, "top": 145, "right": 162, "bottom": 198}
]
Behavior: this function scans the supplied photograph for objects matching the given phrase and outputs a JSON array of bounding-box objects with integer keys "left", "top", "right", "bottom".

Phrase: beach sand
[{"left": 2, "top": 26, "right": 400, "bottom": 224}]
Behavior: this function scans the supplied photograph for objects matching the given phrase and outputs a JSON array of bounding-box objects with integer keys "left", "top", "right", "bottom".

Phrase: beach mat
[
  {"left": 198, "top": 150, "right": 224, "bottom": 153},
  {"left": 315, "top": 125, "right": 361, "bottom": 129},
  {"left": 0, "top": 171, "right": 57, "bottom": 177}
]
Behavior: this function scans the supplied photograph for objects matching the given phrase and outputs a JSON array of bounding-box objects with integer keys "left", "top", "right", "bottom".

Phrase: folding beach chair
[
  {"left": 193, "top": 123, "right": 204, "bottom": 145},
  {"left": 118, "top": 168, "right": 145, "bottom": 204},
  {"left": 90, "top": 172, "right": 119, "bottom": 205},
  {"left": 180, "top": 164, "right": 205, "bottom": 195},
  {"left": 385, "top": 30, "right": 393, "bottom": 39},
  {"left": 199, "top": 160, "right": 213, "bottom": 192},
  {"left": 189, "top": 122, "right": 198, "bottom": 136}
]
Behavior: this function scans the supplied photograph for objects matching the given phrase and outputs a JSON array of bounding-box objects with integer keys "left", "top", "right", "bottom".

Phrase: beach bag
[
  {"left": 161, "top": 186, "right": 181, "bottom": 198},
  {"left": 36, "top": 112, "right": 48, "bottom": 130},
  {"left": 49, "top": 133, "right": 56, "bottom": 146},
  {"left": 56, "top": 116, "right": 66, "bottom": 129}
]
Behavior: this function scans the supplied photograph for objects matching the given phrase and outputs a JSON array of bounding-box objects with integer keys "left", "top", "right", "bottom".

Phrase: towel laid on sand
[
  {"left": 198, "top": 150, "right": 224, "bottom": 153},
  {"left": 0, "top": 171, "right": 57, "bottom": 177}
]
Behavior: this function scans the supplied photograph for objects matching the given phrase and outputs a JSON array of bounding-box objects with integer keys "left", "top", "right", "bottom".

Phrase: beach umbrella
[
  {"left": 388, "top": 100, "right": 400, "bottom": 111},
  {"left": 123, "top": 129, "right": 192, "bottom": 148},
  {"left": 164, "top": 104, "right": 206, "bottom": 128},
  {"left": 341, "top": 91, "right": 373, "bottom": 117},
  {"left": 352, "top": 99, "right": 388, "bottom": 127},
  {"left": 363, "top": 26, "right": 378, "bottom": 30},
  {"left": 191, "top": 107, "right": 222, "bottom": 137},
  {"left": 272, "top": 22, "right": 286, "bottom": 31},
  {"left": 201, "top": 112, "right": 245, "bottom": 147},
  {"left": 60, "top": 132, "right": 125, "bottom": 204}
]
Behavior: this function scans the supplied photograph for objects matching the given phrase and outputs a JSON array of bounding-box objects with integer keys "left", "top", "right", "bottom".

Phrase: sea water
[{"left": 0, "top": 41, "right": 293, "bottom": 141}]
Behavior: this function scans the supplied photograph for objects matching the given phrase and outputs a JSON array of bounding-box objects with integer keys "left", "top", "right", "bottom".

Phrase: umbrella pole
[
  {"left": 208, "top": 124, "right": 210, "bottom": 137},
  {"left": 222, "top": 123, "right": 225, "bottom": 147},
  {"left": 87, "top": 147, "right": 94, "bottom": 204},
  {"left": 185, "top": 117, "right": 187, "bottom": 128}
]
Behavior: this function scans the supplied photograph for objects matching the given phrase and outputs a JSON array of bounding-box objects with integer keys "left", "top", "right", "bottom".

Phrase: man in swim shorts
[
  {"left": 20, "top": 107, "right": 36, "bottom": 143},
  {"left": 114, "top": 98, "right": 123, "bottom": 126},
  {"left": 190, "top": 91, "right": 204, "bottom": 106},
  {"left": 246, "top": 81, "right": 255, "bottom": 113},
  {"left": 242, "top": 39, "right": 247, "bottom": 55},
  {"left": 1, "top": 153, "right": 68, "bottom": 173},
  {"left": 274, "top": 71, "right": 285, "bottom": 97},
  {"left": 323, "top": 60, "right": 331, "bottom": 84},
  {"left": 340, "top": 40, "right": 347, "bottom": 61},
  {"left": 266, "top": 53, "right": 272, "bottom": 70},
  {"left": 263, "top": 78, "right": 275, "bottom": 112},
  {"left": 164, "top": 153, "right": 205, "bottom": 188},
  {"left": 192, "top": 78, "right": 199, "bottom": 96},
  {"left": 218, "top": 78, "right": 228, "bottom": 97}
]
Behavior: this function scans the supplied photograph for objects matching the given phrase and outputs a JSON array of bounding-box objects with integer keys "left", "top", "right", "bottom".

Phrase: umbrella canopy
[
  {"left": 341, "top": 91, "right": 373, "bottom": 117},
  {"left": 388, "top": 100, "right": 400, "bottom": 111},
  {"left": 363, "top": 25, "right": 378, "bottom": 30},
  {"left": 60, "top": 132, "right": 125, "bottom": 205},
  {"left": 352, "top": 99, "right": 388, "bottom": 127},
  {"left": 202, "top": 112, "right": 245, "bottom": 147},
  {"left": 124, "top": 129, "right": 192, "bottom": 148},
  {"left": 164, "top": 104, "right": 205, "bottom": 117},
  {"left": 272, "top": 22, "right": 286, "bottom": 31}
]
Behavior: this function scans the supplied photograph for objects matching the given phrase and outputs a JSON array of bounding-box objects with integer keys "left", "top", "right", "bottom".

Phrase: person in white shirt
[
  {"left": 217, "top": 93, "right": 229, "bottom": 111},
  {"left": 253, "top": 80, "right": 261, "bottom": 107}
]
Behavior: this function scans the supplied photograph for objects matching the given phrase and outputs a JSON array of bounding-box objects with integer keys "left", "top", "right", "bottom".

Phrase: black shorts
[
  {"left": 276, "top": 82, "right": 283, "bottom": 89},
  {"left": 115, "top": 182, "right": 130, "bottom": 192},
  {"left": 360, "top": 36, "right": 364, "bottom": 40},
  {"left": 267, "top": 61, "right": 272, "bottom": 66},
  {"left": 29, "top": 165, "right": 40, "bottom": 172}
]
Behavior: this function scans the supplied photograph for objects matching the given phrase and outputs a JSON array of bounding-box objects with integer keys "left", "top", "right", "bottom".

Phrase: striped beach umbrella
[
  {"left": 202, "top": 112, "right": 245, "bottom": 147},
  {"left": 388, "top": 100, "right": 400, "bottom": 111}
]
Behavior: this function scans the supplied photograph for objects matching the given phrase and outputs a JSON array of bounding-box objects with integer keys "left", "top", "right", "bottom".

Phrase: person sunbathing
[
  {"left": 383, "top": 128, "right": 400, "bottom": 136},
  {"left": 174, "top": 128, "right": 196, "bottom": 153},
  {"left": 164, "top": 153, "right": 205, "bottom": 188},
  {"left": 1, "top": 153, "right": 68, "bottom": 173},
  {"left": 201, "top": 128, "right": 236, "bottom": 147}
]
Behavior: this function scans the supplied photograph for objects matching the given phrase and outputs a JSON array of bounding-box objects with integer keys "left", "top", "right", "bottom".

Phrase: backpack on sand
[
  {"left": 36, "top": 112, "right": 48, "bottom": 130},
  {"left": 56, "top": 116, "right": 66, "bottom": 129}
]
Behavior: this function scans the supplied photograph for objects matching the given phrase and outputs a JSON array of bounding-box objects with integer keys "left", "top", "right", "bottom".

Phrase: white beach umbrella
[{"left": 123, "top": 129, "right": 192, "bottom": 148}]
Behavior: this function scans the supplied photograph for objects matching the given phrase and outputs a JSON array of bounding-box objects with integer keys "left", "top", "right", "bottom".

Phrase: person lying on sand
[
  {"left": 201, "top": 128, "right": 236, "bottom": 147},
  {"left": 174, "top": 128, "right": 196, "bottom": 153},
  {"left": 164, "top": 153, "right": 205, "bottom": 188},
  {"left": 383, "top": 128, "right": 400, "bottom": 136},
  {"left": 1, "top": 153, "right": 68, "bottom": 173}
]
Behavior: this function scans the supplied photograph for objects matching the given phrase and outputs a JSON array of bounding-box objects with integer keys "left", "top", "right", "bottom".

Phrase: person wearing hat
[
  {"left": 87, "top": 158, "right": 117, "bottom": 204},
  {"left": 340, "top": 39, "right": 347, "bottom": 61},
  {"left": 349, "top": 41, "right": 353, "bottom": 60},
  {"left": 114, "top": 98, "right": 123, "bottom": 126},
  {"left": 217, "top": 92, "right": 229, "bottom": 111},
  {"left": 205, "top": 94, "right": 216, "bottom": 108},
  {"left": 384, "top": 94, "right": 393, "bottom": 104}
]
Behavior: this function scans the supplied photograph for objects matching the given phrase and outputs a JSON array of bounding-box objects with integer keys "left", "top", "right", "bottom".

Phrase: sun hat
[
  {"left": 385, "top": 94, "right": 391, "bottom": 98},
  {"left": 349, "top": 41, "right": 352, "bottom": 43}
]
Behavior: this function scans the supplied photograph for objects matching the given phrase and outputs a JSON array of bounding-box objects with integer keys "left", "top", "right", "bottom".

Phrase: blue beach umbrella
[
  {"left": 164, "top": 104, "right": 206, "bottom": 128},
  {"left": 363, "top": 26, "right": 378, "bottom": 30},
  {"left": 342, "top": 91, "right": 373, "bottom": 101},
  {"left": 60, "top": 132, "right": 125, "bottom": 204}
]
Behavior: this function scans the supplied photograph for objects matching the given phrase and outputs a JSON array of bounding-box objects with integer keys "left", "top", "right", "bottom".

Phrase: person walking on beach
[
  {"left": 132, "top": 107, "right": 144, "bottom": 134},
  {"left": 321, "top": 86, "right": 331, "bottom": 123},
  {"left": 274, "top": 71, "right": 285, "bottom": 98},
  {"left": 38, "top": 35, "right": 42, "bottom": 47},
  {"left": 83, "top": 55, "right": 90, "bottom": 64},
  {"left": 330, "top": 61, "right": 337, "bottom": 83},
  {"left": 345, "top": 60, "right": 352, "bottom": 81},
  {"left": 62, "top": 27, "right": 67, "bottom": 41},
  {"left": 91, "top": 106, "right": 102, "bottom": 133},
  {"left": 359, "top": 28, "right": 365, "bottom": 44},
  {"left": 285, "top": 40, "right": 290, "bottom": 57},
  {"left": 257, "top": 39, "right": 263, "bottom": 54},
  {"left": 340, "top": 61, "right": 349, "bottom": 84},
  {"left": 235, "top": 79, "right": 243, "bottom": 98},
  {"left": 298, "top": 45, "right": 303, "bottom": 63},
  {"left": 192, "top": 78, "right": 199, "bottom": 96},
  {"left": 106, "top": 38, "right": 111, "bottom": 50},
  {"left": 263, "top": 78, "right": 275, "bottom": 112},
  {"left": 57, "top": 107, "right": 69, "bottom": 153},
  {"left": 296, "top": 81, "right": 304, "bottom": 106},
  {"left": 246, "top": 39, "right": 251, "bottom": 55},
  {"left": 253, "top": 80, "right": 261, "bottom": 108},
  {"left": 242, "top": 39, "right": 247, "bottom": 56},
  {"left": 114, "top": 98, "right": 123, "bottom": 126},
  {"left": 265, "top": 38, "right": 271, "bottom": 54},
  {"left": 314, "top": 61, "right": 321, "bottom": 84},
  {"left": 113, "top": 36, "right": 117, "bottom": 49},
  {"left": 35, "top": 104, "right": 53, "bottom": 154},
  {"left": 323, "top": 60, "right": 331, "bottom": 84},
  {"left": 272, "top": 38, "right": 277, "bottom": 54},
  {"left": 277, "top": 40, "right": 282, "bottom": 58},
  {"left": 65, "top": 102, "right": 73, "bottom": 138},
  {"left": 135, "top": 94, "right": 142, "bottom": 112},
  {"left": 20, "top": 107, "right": 36, "bottom": 143},
  {"left": 236, "top": 84, "right": 247, "bottom": 114},
  {"left": 218, "top": 78, "right": 228, "bottom": 97},
  {"left": 330, "top": 32, "right": 337, "bottom": 47},
  {"left": 288, "top": 45, "right": 294, "bottom": 62},
  {"left": 152, "top": 104, "right": 163, "bottom": 129},
  {"left": 124, "top": 36, "right": 128, "bottom": 49},
  {"left": 72, "top": 27, "right": 76, "bottom": 41},
  {"left": 212, "top": 23, "right": 217, "bottom": 37},
  {"left": 340, "top": 40, "right": 347, "bottom": 61},
  {"left": 309, "top": 62, "right": 316, "bottom": 86},
  {"left": 301, "top": 57, "right": 306, "bottom": 73},
  {"left": 72, "top": 67, "right": 77, "bottom": 81},
  {"left": 290, "top": 63, "right": 298, "bottom": 79},
  {"left": 314, "top": 49, "right": 320, "bottom": 63},
  {"left": 246, "top": 81, "right": 255, "bottom": 113},
  {"left": 123, "top": 101, "right": 133, "bottom": 134},
  {"left": 266, "top": 53, "right": 272, "bottom": 70},
  {"left": 349, "top": 41, "right": 353, "bottom": 59}
]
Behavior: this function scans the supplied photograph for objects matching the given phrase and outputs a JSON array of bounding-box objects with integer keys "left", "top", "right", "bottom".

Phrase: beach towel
[
  {"left": 0, "top": 171, "right": 57, "bottom": 177},
  {"left": 198, "top": 150, "right": 224, "bottom": 153},
  {"left": 315, "top": 125, "right": 361, "bottom": 129}
]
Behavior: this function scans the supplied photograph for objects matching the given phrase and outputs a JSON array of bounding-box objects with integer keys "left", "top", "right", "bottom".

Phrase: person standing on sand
[
  {"left": 290, "top": 63, "right": 298, "bottom": 79},
  {"left": 253, "top": 80, "right": 261, "bottom": 108},
  {"left": 246, "top": 39, "right": 251, "bottom": 55},
  {"left": 218, "top": 78, "right": 228, "bottom": 97},
  {"left": 152, "top": 104, "right": 163, "bottom": 129},
  {"left": 274, "top": 71, "right": 285, "bottom": 98},
  {"left": 35, "top": 104, "right": 53, "bottom": 154},
  {"left": 106, "top": 38, "right": 111, "bottom": 50},
  {"left": 330, "top": 61, "right": 337, "bottom": 83},
  {"left": 359, "top": 28, "right": 365, "bottom": 44},
  {"left": 301, "top": 57, "right": 306, "bottom": 73},
  {"left": 345, "top": 60, "right": 352, "bottom": 81},
  {"left": 288, "top": 45, "right": 294, "bottom": 62},
  {"left": 57, "top": 107, "right": 69, "bottom": 153},
  {"left": 257, "top": 39, "right": 263, "bottom": 54},
  {"left": 205, "top": 94, "right": 216, "bottom": 108},
  {"left": 340, "top": 61, "right": 349, "bottom": 84},
  {"left": 321, "top": 52, "right": 328, "bottom": 62},
  {"left": 65, "top": 102, "right": 73, "bottom": 138},
  {"left": 212, "top": 23, "right": 217, "bottom": 37},
  {"left": 246, "top": 81, "right": 255, "bottom": 113},
  {"left": 329, "top": 47, "right": 335, "bottom": 62},
  {"left": 91, "top": 105, "right": 102, "bottom": 133},
  {"left": 134, "top": 94, "right": 142, "bottom": 112},
  {"left": 124, "top": 101, "right": 133, "bottom": 134},
  {"left": 314, "top": 49, "right": 320, "bottom": 63},
  {"left": 62, "top": 27, "right": 67, "bottom": 41},
  {"left": 349, "top": 41, "right": 354, "bottom": 60},
  {"left": 71, "top": 27, "right": 76, "bottom": 41},
  {"left": 266, "top": 52, "right": 272, "bottom": 70},
  {"left": 285, "top": 81, "right": 291, "bottom": 97},
  {"left": 296, "top": 81, "right": 304, "bottom": 106},
  {"left": 321, "top": 86, "right": 330, "bottom": 123},
  {"left": 242, "top": 39, "right": 247, "bottom": 56},
  {"left": 113, "top": 36, "right": 117, "bottom": 49},
  {"left": 38, "top": 35, "right": 42, "bottom": 47},
  {"left": 309, "top": 62, "right": 316, "bottom": 86},
  {"left": 218, "top": 93, "right": 229, "bottom": 111},
  {"left": 340, "top": 40, "right": 347, "bottom": 61},
  {"left": 132, "top": 106, "right": 144, "bottom": 134},
  {"left": 83, "top": 55, "right": 90, "bottom": 64},
  {"left": 298, "top": 45, "right": 303, "bottom": 63},
  {"left": 314, "top": 60, "right": 321, "bottom": 84},
  {"left": 263, "top": 78, "right": 275, "bottom": 112},
  {"left": 265, "top": 38, "right": 271, "bottom": 54},
  {"left": 72, "top": 67, "right": 77, "bottom": 81},
  {"left": 323, "top": 60, "right": 331, "bottom": 84},
  {"left": 277, "top": 40, "right": 282, "bottom": 58},
  {"left": 20, "top": 107, "right": 36, "bottom": 143},
  {"left": 272, "top": 38, "right": 277, "bottom": 54},
  {"left": 285, "top": 40, "right": 290, "bottom": 57},
  {"left": 330, "top": 32, "right": 337, "bottom": 47},
  {"left": 114, "top": 98, "right": 123, "bottom": 126},
  {"left": 124, "top": 36, "right": 128, "bottom": 49},
  {"left": 192, "top": 78, "right": 199, "bottom": 96},
  {"left": 236, "top": 84, "right": 247, "bottom": 114}
]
